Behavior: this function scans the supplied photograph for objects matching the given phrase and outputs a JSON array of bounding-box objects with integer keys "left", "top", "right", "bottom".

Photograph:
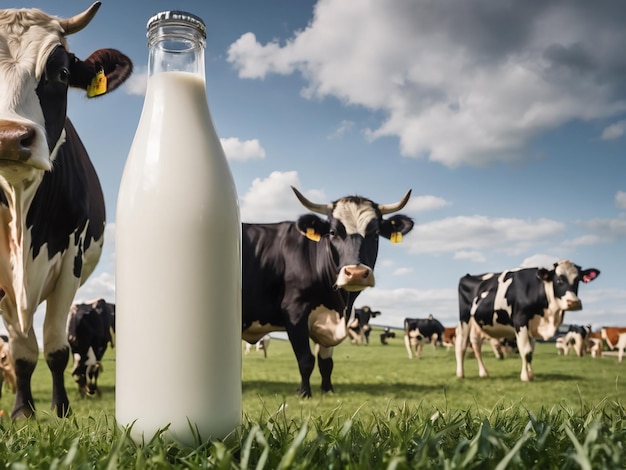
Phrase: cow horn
[
  {"left": 378, "top": 189, "right": 412, "bottom": 215},
  {"left": 291, "top": 186, "right": 331, "bottom": 215},
  {"left": 58, "top": 2, "right": 101, "bottom": 36}
]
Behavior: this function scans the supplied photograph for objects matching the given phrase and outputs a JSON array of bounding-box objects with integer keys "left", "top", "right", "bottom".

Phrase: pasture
[{"left": 0, "top": 326, "right": 625, "bottom": 468}]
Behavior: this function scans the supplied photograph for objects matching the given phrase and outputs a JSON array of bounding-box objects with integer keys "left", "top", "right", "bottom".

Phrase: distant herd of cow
[{"left": 0, "top": 3, "right": 623, "bottom": 420}]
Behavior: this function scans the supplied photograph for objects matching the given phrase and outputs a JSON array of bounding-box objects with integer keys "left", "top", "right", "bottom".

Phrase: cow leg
[
  {"left": 6, "top": 326, "right": 39, "bottom": 419},
  {"left": 317, "top": 345, "right": 334, "bottom": 393},
  {"left": 617, "top": 334, "right": 626, "bottom": 364},
  {"left": 455, "top": 322, "right": 470, "bottom": 378},
  {"left": 417, "top": 342, "right": 423, "bottom": 359},
  {"left": 43, "top": 290, "right": 77, "bottom": 417},
  {"left": 404, "top": 335, "right": 414, "bottom": 359},
  {"left": 286, "top": 325, "right": 315, "bottom": 398},
  {"left": 516, "top": 328, "right": 534, "bottom": 381},
  {"left": 470, "top": 335, "right": 489, "bottom": 378}
]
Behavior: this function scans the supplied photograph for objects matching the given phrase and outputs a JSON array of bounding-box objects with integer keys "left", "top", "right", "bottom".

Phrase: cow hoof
[
  {"left": 295, "top": 389, "right": 312, "bottom": 399},
  {"left": 11, "top": 405, "right": 34, "bottom": 420}
]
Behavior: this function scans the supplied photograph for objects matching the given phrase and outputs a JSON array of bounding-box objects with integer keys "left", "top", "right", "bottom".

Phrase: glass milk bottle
[{"left": 115, "top": 10, "right": 241, "bottom": 445}]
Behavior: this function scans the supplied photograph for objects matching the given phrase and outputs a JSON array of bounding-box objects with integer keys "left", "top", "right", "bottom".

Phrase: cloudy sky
[{"left": 7, "top": 0, "right": 626, "bottom": 340}]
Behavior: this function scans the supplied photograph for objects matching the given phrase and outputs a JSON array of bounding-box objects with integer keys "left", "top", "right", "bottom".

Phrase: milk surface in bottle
[{"left": 115, "top": 10, "right": 241, "bottom": 446}]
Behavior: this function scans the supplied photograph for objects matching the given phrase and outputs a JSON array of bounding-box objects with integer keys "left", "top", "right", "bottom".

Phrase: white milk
[{"left": 115, "top": 71, "right": 241, "bottom": 445}]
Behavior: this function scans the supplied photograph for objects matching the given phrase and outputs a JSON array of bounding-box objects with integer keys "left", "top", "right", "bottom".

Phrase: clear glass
[{"left": 147, "top": 12, "right": 206, "bottom": 77}]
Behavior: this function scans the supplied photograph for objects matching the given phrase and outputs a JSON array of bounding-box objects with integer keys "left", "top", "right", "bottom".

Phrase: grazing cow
[
  {"left": 380, "top": 327, "right": 395, "bottom": 345},
  {"left": 601, "top": 327, "right": 626, "bottom": 363},
  {"left": 0, "top": 335, "right": 16, "bottom": 397},
  {"left": 66, "top": 299, "right": 115, "bottom": 396},
  {"left": 558, "top": 324, "right": 592, "bottom": 357},
  {"left": 244, "top": 334, "right": 270, "bottom": 358},
  {"left": 403, "top": 315, "right": 445, "bottom": 359},
  {"left": 0, "top": 3, "right": 131, "bottom": 417},
  {"left": 456, "top": 260, "right": 599, "bottom": 381},
  {"left": 348, "top": 306, "right": 381, "bottom": 345},
  {"left": 241, "top": 187, "right": 414, "bottom": 397}
]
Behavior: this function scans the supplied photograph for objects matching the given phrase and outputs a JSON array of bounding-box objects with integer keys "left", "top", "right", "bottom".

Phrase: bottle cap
[{"left": 147, "top": 10, "right": 206, "bottom": 39}]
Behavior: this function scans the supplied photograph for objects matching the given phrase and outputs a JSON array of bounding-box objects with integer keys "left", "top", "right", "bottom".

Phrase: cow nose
[
  {"left": 344, "top": 265, "right": 370, "bottom": 281},
  {"left": 0, "top": 121, "right": 36, "bottom": 162},
  {"left": 567, "top": 299, "right": 582, "bottom": 310}
]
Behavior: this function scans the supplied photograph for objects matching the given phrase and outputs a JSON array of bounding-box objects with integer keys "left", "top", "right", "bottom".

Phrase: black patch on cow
[
  {"left": 26, "top": 119, "right": 105, "bottom": 263},
  {"left": 36, "top": 46, "right": 70, "bottom": 152}
]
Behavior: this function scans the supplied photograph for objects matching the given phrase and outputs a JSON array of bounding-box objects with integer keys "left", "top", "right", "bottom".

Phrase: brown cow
[{"left": 601, "top": 327, "right": 626, "bottom": 363}]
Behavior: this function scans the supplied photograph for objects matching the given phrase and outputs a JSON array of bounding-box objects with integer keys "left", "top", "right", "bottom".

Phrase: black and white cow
[
  {"left": 455, "top": 260, "right": 600, "bottom": 381},
  {"left": 241, "top": 187, "right": 414, "bottom": 397},
  {"left": 403, "top": 315, "right": 445, "bottom": 359},
  {"left": 67, "top": 299, "right": 115, "bottom": 396},
  {"left": 0, "top": 3, "right": 131, "bottom": 417},
  {"left": 348, "top": 305, "right": 381, "bottom": 345},
  {"left": 557, "top": 324, "right": 592, "bottom": 357}
]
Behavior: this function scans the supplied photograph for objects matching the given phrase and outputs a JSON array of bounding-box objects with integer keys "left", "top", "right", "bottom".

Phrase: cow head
[
  {"left": 292, "top": 186, "right": 414, "bottom": 292},
  {"left": 0, "top": 2, "right": 132, "bottom": 179},
  {"left": 537, "top": 259, "right": 600, "bottom": 311}
]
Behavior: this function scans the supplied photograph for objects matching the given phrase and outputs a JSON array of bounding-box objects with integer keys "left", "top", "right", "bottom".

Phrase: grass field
[{"left": 0, "top": 326, "right": 625, "bottom": 468}]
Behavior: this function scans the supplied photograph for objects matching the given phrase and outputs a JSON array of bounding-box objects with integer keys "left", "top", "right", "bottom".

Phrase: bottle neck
[{"left": 147, "top": 24, "right": 206, "bottom": 79}]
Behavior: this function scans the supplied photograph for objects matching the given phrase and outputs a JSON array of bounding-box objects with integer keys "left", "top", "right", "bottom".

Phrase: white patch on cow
[
  {"left": 331, "top": 199, "right": 377, "bottom": 236},
  {"left": 493, "top": 272, "right": 513, "bottom": 315},
  {"left": 479, "top": 315, "right": 515, "bottom": 339},
  {"left": 529, "top": 310, "right": 562, "bottom": 341},
  {"left": 308, "top": 305, "right": 347, "bottom": 348},
  {"left": 554, "top": 260, "right": 579, "bottom": 286}
]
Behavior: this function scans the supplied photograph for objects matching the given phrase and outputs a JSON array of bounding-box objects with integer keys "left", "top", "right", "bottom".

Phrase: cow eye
[
  {"left": 329, "top": 229, "right": 337, "bottom": 237},
  {"left": 57, "top": 67, "right": 70, "bottom": 84}
]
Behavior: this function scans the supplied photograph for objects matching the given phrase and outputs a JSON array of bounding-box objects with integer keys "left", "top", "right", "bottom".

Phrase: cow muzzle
[
  {"left": 0, "top": 120, "right": 51, "bottom": 171},
  {"left": 336, "top": 264, "right": 375, "bottom": 292}
]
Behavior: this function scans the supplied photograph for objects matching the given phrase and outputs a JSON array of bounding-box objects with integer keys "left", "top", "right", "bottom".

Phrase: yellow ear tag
[
  {"left": 87, "top": 69, "right": 107, "bottom": 97},
  {"left": 390, "top": 232, "right": 402, "bottom": 244},
  {"left": 306, "top": 228, "right": 321, "bottom": 242}
]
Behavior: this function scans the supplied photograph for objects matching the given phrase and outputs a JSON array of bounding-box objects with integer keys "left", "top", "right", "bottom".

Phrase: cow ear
[
  {"left": 379, "top": 215, "right": 414, "bottom": 243},
  {"left": 581, "top": 269, "right": 600, "bottom": 283},
  {"left": 537, "top": 268, "right": 553, "bottom": 281},
  {"left": 296, "top": 214, "right": 329, "bottom": 242},
  {"left": 69, "top": 49, "right": 133, "bottom": 98}
]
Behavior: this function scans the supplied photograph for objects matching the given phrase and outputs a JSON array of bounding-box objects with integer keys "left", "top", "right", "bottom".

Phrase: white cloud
[
  {"left": 220, "top": 137, "right": 266, "bottom": 161},
  {"left": 601, "top": 120, "right": 626, "bottom": 140},
  {"left": 454, "top": 250, "right": 486, "bottom": 263},
  {"left": 519, "top": 254, "right": 559, "bottom": 269},
  {"left": 227, "top": 0, "right": 626, "bottom": 168},
  {"left": 328, "top": 120, "right": 355, "bottom": 139},
  {"left": 239, "top": 171, "right": 327, "bottom": 223},
  {"left": 579, "top": 215, "right": 626, "bottom": 242},
  {"left": 393, "top": 267, "right": 413, "bottom": 276},
  {"left": 406, "top": 215, "right": 565, "bottom": 256},
  {"left": 406, "top": 195, "right": 449, "bottom": 213},
  {"left": 616, "top": 190, "right": 626, "bottom": 209}
]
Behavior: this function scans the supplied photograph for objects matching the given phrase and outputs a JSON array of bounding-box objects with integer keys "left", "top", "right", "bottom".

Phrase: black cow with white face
[
  {"left": 348, "top": 306, "right": 381, "bottom": 345},
  {"left": 455, "top": 260, "right": 600, "bottom": 381},
  {"left": 0, "top": 3, "right": 131, "bottom": 418},
  {"left": 403, "top": 315, "right": 445, "bottom": 359},
  {"left": 242, "top": 187, "right": 414, "bottom": 397},
  {"left": 67, "top": 299, "right": 115, "bottom": 397}
]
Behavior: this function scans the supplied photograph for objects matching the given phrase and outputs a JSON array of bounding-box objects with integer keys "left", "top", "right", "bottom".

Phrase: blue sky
[{"left": 7, "top": 0, "right": 626, "bottom": 339}]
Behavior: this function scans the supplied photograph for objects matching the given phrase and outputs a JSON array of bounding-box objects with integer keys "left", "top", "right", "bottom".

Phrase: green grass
[{"left": 0, "top": 326, "right": 625, "bottom": 468}]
